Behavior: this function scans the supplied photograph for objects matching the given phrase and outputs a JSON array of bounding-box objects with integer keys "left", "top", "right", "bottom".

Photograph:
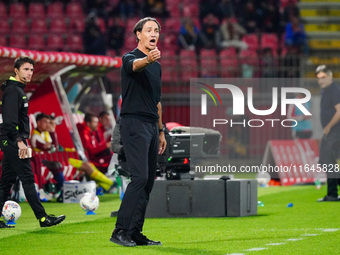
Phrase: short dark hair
[
  {"left": 36, "top": 113, "right": 50, "bottom": 122},
  {"left": 315, "top": 65, "right": 332, "bottom": 76},
  {"left": 98, "top": 111, "right": 109, "bottom": 118},
  {"left": 133, "top": 17, "right": 161, "bottom": 43},
  {"left": 84, "top": 113, "right": 96, "bottom": 123},
  {"left": 14, "top": 56, "right": 35, "bottom": 70}
]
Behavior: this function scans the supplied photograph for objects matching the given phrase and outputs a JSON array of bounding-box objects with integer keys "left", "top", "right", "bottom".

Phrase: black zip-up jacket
[{"left": 0, "top": 77, "right": 30, "bottom": 141}]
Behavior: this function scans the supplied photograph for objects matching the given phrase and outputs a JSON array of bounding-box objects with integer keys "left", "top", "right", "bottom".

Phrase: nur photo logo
[
  {"left": 196, "top": 82, "right": 222, "bottom": 115},
  {"left": 193, "top": 79, "right": 312, "bottom": 128}
]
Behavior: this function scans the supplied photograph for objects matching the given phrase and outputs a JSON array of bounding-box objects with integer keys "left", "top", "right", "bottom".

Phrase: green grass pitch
[{"left": 0, "top": 184, "right": 339, "bottom": 255}]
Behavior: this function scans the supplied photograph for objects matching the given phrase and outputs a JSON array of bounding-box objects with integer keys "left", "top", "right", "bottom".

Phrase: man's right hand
[
  {"left": 18, "top": 141, "right": 28, "bottom": 159},
  {"left": 147, "top": 47, "right": 161, "bottom": 63}
]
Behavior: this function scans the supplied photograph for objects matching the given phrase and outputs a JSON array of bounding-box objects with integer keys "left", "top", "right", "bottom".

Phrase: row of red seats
[
  {"left": 0, "top": 2, "right": 84, "bottom": 19},
  {"left": 32, "top": 150, "right": 80, "bottom": 182},
  {"left": 1, "top": 34, "right": 83, "bottom": 52},
  {"left": 0, "top": 18, "right": 84, "bottom": 35},
  {"left": 160, "top": 48, "right": 290, "bottom": 82},
  {"left": 242, "top": 33, "right": 281, "bottom": 55}
]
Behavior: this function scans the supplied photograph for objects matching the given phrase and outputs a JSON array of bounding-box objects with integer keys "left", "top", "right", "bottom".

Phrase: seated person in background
[
  {"left": 69, "top": 113, "right": 113, "bottom": 191},
  {"left": 48, "top": 114, "right": 60, "bottom": 151},
  {"left": 284, "top": 16, "right": 308, "bottom": 54},
  {"left": 79, "top": 113, "right": 112, "bottom": 173},
  {"left": 218, "top": 17, "right": 247, "bottom": 50},
  {"left": 30, "top": 113, "right": 65, "bottom": 201},
  {"left": 198, "top": 13, "right": 220, "bottom": 49},
  {"left": 178, "top": 17, "right": 200, "bottom": 50},
  {"left": 98, "top": 111, "right": 113, "bottom": 143}
]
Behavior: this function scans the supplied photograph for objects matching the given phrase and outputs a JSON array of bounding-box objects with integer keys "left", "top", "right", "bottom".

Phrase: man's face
[
  {"left": 137, "top": 21, "right": 160, "bottom": 51},
  {"left": 15, "top": 62, "right": 34, "bottom": 83},
  {"left": 317, "top": 71, "right": 333, "bottom": 89},
  {"left": 99, "top": 114, "right": 111, "bottom": 129},
  {"left": 37, "top": 117, "right": 50, "bottom": 132},
  {"left": 87, "top": 117, "right": 99, "bottom": 132}
]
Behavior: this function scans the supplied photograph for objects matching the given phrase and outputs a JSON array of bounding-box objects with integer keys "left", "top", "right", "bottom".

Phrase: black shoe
[
  {"left": 56, "top": 192, "right": 63, "bottom": 203},
  {"left": 39, "top": 214, "right": 66, "bottom": 227},
  {"left": 0, "top": 221, "right": 14, "bottom": 228},
  {"left": 110, "top": 229, "right": 136, "bottom": 247},
  {"left": 131, "top": 232, "right": 162, "bottom": 246},
  {"left": 317, "top": 196, "right": 339, "bottom": 202}
]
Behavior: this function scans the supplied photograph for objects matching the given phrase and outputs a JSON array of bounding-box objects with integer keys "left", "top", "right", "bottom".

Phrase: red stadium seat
[
  {"left": 124, "top": 35, "right": 137, "bottom": 49},
  {"left": 162, "top": 33, "right": 178, "bottom": 50},
  {"left": 11, "top": 19, "right": 29, "bottom": 33},
  {"left": 9, "top": 35, "right": 27, "bottom": 49},
  {"left": 69, "top": 19, "right": 85, "bottom": 33},
  {"left": 167, "top": 4, "right": 180, "bottom": 17},
  {"left": 97, "top": 17, "right": 107, "bottom": 32},
  {"left": 9, "top": 3, "right": 26, "bottom": 19},
  {"left": 66, "top": 34, "right": 83, "bottom": 52},
  {"left": 242, "top": 34, "right": 259, "bottom": 51},
  {"left": 46, "top": 34, "right": 64, "bottom": 51},
  {"left": 66, "top": 2, "right": 84, "bottom": 18},
  {"left": 28, "top": 34, "right": 45, "bottom": 51},
  {"left": 200, "top": 49, "right": 218, "bottom": 77},
  {"left": 107, "top": 49, "right": 117, "bottom": 57},
  {"left": 239, "top": 49, "right": 259, "bottom": 78},
  {"left": 30, "top": 19, "right": 48, "bottom": 34},
  {"left": 179, "top": 49, "right": 198, "bottom": 81},
  {"left": 28, "top": 3, "right": 46, "bottom": 19},
  {"left": 47, "top": 2, "right": 64, "bottom": 18},
  {"left": 183, "top": 4, "right": 199, "bottom": 18},
  {"left": 261, "top": 33, "right": 279, "bottom": 53},
  {"left": 49, "top": 19, "right": 68, "bottom": 34},
  {"left": 0, "top": 36, "right": 7, "bottom": 47},
  {"left": 0, "top": 19, "right": 10, "bottom": 35},
  {"left": 220, "top": 47, "right": 239, "bottom": 77},
  {"left": 0, "top": 3, "right": 7, "bottom": 20},
  {"left": 126, "top": 18, "right": 140, "bottom": 32},
  {"left": 164, "top": 19, "right": 181, "bottom": 33},
  {"left": 160, "top": 50, "right": 178, "bottom": 84}
]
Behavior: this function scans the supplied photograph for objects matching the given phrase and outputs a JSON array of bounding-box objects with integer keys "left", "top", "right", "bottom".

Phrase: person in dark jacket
[
  {"left": 109, "top": 17, "right": 167, "bottom": 247},
  {"left": 0, "top": 56, "right": 66, "bottom": 228},
  {"left": 315, "top": 65, "right": 340, "bottom": 202}
]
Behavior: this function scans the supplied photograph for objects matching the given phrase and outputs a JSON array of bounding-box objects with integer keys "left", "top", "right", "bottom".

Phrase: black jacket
[{"left": 0, "top": 77, "right": 30, "bottom": 141}]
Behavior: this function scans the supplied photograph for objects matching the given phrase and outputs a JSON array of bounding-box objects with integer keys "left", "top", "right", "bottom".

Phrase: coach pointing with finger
[{"left": 110, "top": 17, "right": 166, "bottom": 247}]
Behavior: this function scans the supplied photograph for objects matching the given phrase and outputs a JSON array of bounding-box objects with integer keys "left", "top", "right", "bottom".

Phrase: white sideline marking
[
  {"left": 227, "top": 253, "right": 245, "bottom": 255},
  {"left": 302, "top": 234, "right": 318, "bottom": 236},
  {"left": 245, "top": 248, "right": 267, "bottom": 251},
  {"left": 322, "top": 228, "right": 339, "bottom": 232},
  {"left": 287, "top": 238, "right": 303, "bottom": 241},
  {"left": 74, "top": 231, "right": 102, "bottom": 234},
  {"left": 266, "top": 243, "right": 286, "bottom": 246}
]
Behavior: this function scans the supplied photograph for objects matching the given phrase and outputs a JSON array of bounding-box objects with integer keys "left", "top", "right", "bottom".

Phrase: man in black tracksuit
[
  {"left": 315, "top": 65, "right": 340, "bottom": 202},
  {"left": 110, "top": 17, "right": 167, "bottom": 247},
  {"left": 0, "top": 56, "right": 66, "bottom": 228}
]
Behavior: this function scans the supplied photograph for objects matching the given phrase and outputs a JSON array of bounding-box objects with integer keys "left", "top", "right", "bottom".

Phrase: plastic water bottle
[
  {"left": 315, "top": 179, "right": 321, "bottom": 190},
  {"left": 257, "top": 201, "right": 264, "bottom": 207}
]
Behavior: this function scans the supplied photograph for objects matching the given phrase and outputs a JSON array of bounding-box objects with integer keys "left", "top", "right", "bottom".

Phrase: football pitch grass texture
[{"left": 0, "top": 184, "right": 339, "bottom": 255}]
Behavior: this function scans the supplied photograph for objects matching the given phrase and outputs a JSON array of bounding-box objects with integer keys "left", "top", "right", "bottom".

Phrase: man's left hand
[{"left": 158, "top": 132, "right": 167, "bottom": 155}]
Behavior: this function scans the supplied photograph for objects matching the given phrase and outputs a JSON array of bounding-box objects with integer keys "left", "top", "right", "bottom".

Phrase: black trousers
[
  {"left": 0, "top": 136, "right": 46, "bottom": 219},
  {"left": 319, "top": 131, "right": 340, "bottom": 198},
  {"left": 115, "top": 117, "right": 158, "bottom": 235}
]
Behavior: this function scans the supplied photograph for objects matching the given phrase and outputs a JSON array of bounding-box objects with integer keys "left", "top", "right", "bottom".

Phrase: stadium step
[
  {"left": 309, "top": 39, "right": 340, "bottom": 49},
  {"left": 305, "top": 24, "right": 340, "bottom": 38}
]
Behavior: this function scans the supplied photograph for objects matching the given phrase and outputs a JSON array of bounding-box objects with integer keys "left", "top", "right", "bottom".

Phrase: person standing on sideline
[
  {"left": 287, "top": 93, "right": 313, "bottom": 139},
  {"left": 316, "top": 65, "right": 340, "bottom": 202},
  {"left": 0, "top": 56, "right": 66, "bottom": 228},
  {"left": 109, "top": 17, "right": 167, "bottom": 247}
]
